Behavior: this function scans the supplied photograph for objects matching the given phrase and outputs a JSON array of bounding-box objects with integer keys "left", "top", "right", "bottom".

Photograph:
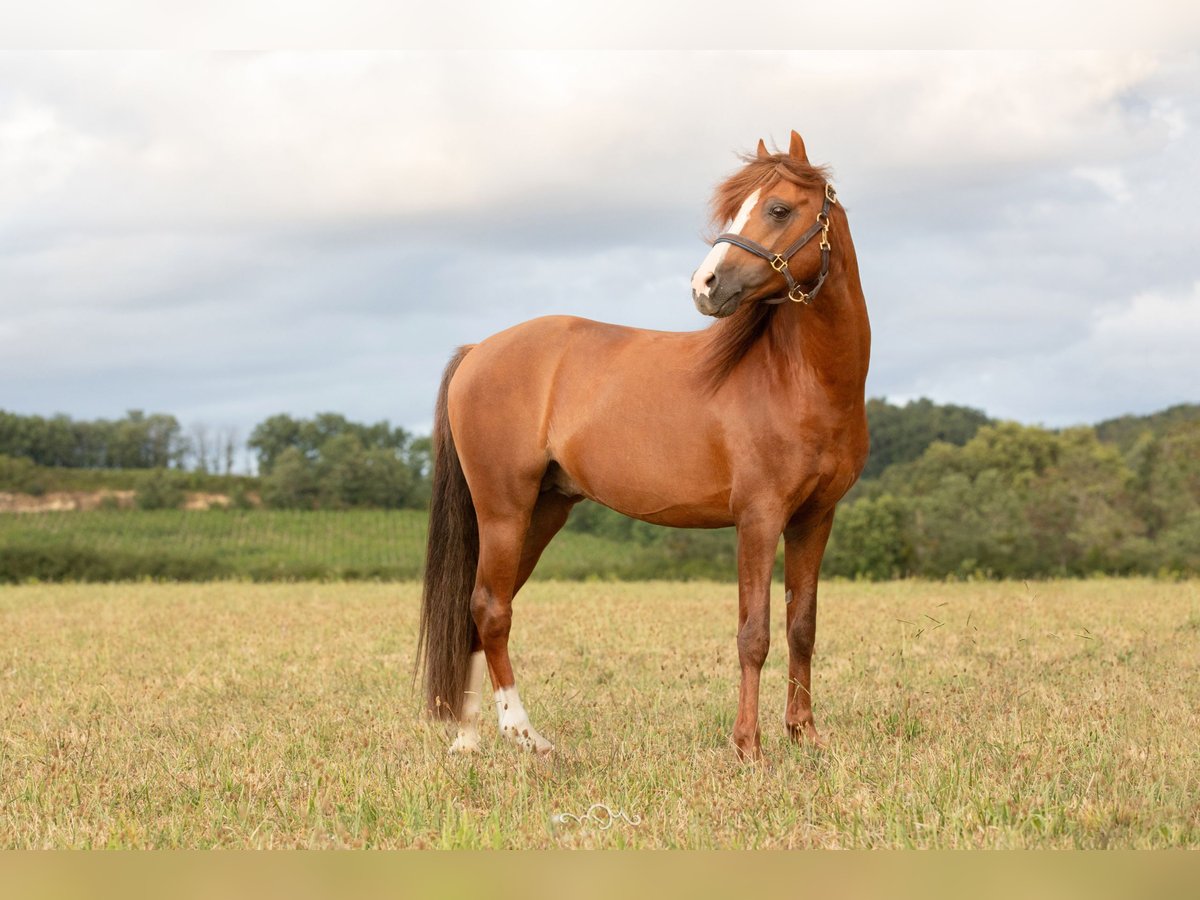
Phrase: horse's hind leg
[
  {"left": 451, "top": 490, "right": 574, "bottom": 755},
  {"left": 449, "top": 646, "right": 489, "bottom": 754},
  {"left": 469, "top": 491, "right": 574, "bottom": 755}
]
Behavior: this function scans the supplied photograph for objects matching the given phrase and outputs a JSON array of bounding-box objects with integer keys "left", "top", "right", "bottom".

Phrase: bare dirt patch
[
  {"left": 0, "top": 490, "right": 234, "bottom": 513},
  {"left": 0, "top": 490, "right": 135, "bottom": 513}
]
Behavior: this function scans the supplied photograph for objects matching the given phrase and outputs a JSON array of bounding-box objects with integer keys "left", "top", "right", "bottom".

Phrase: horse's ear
[
  {"left": 756, "top": 138, "right": 769, "bottom": 159},
  {"left": 788, "top": 130, "right": 808, "bottom": 162}
]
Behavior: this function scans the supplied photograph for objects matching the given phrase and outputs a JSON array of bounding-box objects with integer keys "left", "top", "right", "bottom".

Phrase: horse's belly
[{"left": 551, "top": 432, "right": 735, "bottom": 529}]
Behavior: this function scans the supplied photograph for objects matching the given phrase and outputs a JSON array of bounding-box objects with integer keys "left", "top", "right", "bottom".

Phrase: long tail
[{"left": 416, "top": 345, "right": 479, "bottom": 720}]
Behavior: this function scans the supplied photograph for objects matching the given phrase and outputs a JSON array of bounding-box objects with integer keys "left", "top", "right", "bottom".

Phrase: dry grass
[{"left": 1, "top": 579, "right": 1197, "bottom": 848}]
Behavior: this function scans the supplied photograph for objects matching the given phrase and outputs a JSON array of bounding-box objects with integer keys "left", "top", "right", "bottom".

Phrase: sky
[{"left": 2, "top": 50, "right": 1198, "bottom": 444}]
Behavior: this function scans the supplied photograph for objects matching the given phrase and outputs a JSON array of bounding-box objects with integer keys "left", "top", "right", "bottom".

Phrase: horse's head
[{"left": 692, "top": 131, "right": 835, "bottom": 318}]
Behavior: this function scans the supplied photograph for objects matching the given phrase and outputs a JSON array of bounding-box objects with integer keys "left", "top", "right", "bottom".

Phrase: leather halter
[{"left": 712, "top": 182, "right": 837, "bottom": 305}]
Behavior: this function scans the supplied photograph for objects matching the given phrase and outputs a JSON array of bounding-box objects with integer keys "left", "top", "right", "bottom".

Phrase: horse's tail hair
[{"left": 416, "top": 345, "right": 479, "bottom": 721}]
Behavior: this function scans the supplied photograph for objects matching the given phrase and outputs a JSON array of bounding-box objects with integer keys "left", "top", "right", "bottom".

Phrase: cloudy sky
[{"left": 2, "top": 50, "right": 1197, "bottom": 444}]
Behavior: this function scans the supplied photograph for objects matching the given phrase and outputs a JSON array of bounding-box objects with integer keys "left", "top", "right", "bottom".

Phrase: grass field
[
  {"left": 0, "top": 509, "right": 719, "bottom": 582},
  {"left": 1, "top": 579, "right": 1197, "bottom": 848}
]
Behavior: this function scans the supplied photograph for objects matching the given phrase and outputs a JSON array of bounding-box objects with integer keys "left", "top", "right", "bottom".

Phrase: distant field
[
  {"left": 1, "top": 579, "right": 1196, "bottom": 848},
  {"left": 0, "top": 509, "right": 722, "bottom": 582}
]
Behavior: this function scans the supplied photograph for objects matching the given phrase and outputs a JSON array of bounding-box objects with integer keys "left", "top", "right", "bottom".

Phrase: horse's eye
[{"left": 769, "top": 205, "right": 789, "bottom": 220}]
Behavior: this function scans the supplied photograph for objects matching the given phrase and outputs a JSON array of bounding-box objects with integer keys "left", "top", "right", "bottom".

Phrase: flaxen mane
[{"left": 700, "top": 151, "right": 832, "bottom": 389}]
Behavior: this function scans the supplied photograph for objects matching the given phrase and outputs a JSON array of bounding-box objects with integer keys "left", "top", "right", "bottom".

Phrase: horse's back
[
  {"left": 467, "top": 314, "right": 644, "bottom": 357},
  {"left": 450, "top": 314, "right": 665, "bottom": 399}
]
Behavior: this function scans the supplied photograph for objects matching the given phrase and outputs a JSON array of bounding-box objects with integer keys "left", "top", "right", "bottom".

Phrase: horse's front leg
[
  {"left": 783, "top": 511, "right": 835, "bottom": 746},
  {"left": 731, "top": 516, "right": 782, "bottom": 761}
]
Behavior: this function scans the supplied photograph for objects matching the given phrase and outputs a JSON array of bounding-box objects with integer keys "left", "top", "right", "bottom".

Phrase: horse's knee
[
  {"left": 787, "top": 616, "right": 814, "bottom": 660},
  {"left": 737, "top": 615, "right": 770, "bottom": 669},
  {"left": 787, "top": 593, "right": 816, "bottom": 658}
]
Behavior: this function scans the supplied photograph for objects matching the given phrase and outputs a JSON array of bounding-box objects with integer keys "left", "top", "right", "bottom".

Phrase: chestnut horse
[{"left": 417, "top": 131, "right": 870, "bottom": 760}]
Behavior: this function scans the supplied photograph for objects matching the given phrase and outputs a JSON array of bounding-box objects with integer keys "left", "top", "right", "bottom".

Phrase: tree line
[
  {"left": 0, "top": 409, "right": 432, "bottom": 510},
  {"left": 249, "top": 414, "right": 431, "bottom": 510},
  {"left": 0, "top": 409, "right": 243, "bottom": 474},
  {"left": 824, "top": 415, "right": 1200, "bottom": 578},
  {"left": 0, "top": 410, "right": 186, "bottom": 470}
]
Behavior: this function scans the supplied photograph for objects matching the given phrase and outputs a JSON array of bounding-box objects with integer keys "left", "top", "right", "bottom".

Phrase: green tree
[
  {"left": 1095, "top": 403, "right": 1200, "bottom": 455},
  {"left": 315, "top": 433, "right": 414, "bottom": 509},
  {"left": 249, "top": 412, "right": 424, "bottom": 508},
  {"left": 1026, "top": 428, "right": 1143, "bottom": 574},
  {"left": 1130, "top": 421, "right": 1200, "bottom": 571},
  {"left": 823, "top": 494, "right": 913, "bottom": 579},
  {"left": 862, "top": 397, "right": 991, "bottom": 480},
  {"left": 833, "top": 422, "right": 1157, "bottom": 579},
  {"left": 0, "top": 409, "right": 183, "bottom": 469},
  {"left": 261, "top": 447, "right": 319, "bottom": 509},
  {"left": 248, "top": 415, "right": 307, "bottom": 475}
]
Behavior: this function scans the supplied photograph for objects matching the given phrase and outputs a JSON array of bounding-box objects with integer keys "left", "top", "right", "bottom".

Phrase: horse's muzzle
[{"left": 693, "top": 288, "right": 743, "bottom": 318}]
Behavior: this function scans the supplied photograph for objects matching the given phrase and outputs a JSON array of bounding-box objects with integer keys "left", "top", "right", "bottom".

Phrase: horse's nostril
[{"left": 705, "top": 272, "right": 718, "bottom": 289}]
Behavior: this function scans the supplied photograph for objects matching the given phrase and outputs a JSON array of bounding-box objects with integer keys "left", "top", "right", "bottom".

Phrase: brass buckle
[
  {"left": 819, "top": 228, "right": 831, "bottom": 252},
  {"left": 788, "top": 286, "right": 811, "bottom": 304},
  {"left": 825, "top": 183, "right": 837, "bottom": 204},
  {"left": 770, "top": 254, "right": 789, "bottom": 272}
]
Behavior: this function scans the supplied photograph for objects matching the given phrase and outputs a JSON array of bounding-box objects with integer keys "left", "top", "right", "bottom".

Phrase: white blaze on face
[
  {"left": 494, "top": 685, "right": 553, "bottom": 755},
  {"left": 691, "top": 188, "right": 760, "bottom": 298},
  {"left": 448, "top": 651, "right": 488, "bottom": 754}
]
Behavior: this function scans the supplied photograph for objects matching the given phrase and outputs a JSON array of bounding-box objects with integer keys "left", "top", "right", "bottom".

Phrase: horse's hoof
[
  {"left": 448, "top": 732, "right": 482, "bottom": 755},
  {"left": 732, "top": 736, "right": 767, "bottom": 764},
  {"left": 735, "top": 749, "right": 770, "bottom": 766},
  {"left": 502, "top": 723, "right": 554, "bottom": 756},
  {"left": 787, "top": 721, "right": 826, "bottom": 748}
]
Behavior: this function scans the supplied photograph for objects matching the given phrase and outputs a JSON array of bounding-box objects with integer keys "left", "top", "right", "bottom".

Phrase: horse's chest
[{"left": 737, "top": 415, "right": 866, "bottom": 508}]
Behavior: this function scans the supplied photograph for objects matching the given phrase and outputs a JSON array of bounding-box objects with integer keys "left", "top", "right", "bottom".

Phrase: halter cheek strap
[{"left": 712, "top": 182, "right": 837, "bottom": 305}]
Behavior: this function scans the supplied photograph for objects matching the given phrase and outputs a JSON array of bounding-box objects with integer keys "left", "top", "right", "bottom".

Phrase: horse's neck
[{"left": 761, "top": 233, "right": 871, "bottom": 402}]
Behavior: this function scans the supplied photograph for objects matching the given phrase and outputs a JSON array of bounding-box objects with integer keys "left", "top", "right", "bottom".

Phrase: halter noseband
[{"left": 712, "top": 182, "right": 837, "bottom": 305}]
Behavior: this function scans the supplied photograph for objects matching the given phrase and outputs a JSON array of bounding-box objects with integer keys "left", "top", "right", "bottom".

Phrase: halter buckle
[
  {"left": 825, "top": 183, "right": 837, "bottom": 204},
  {"left": 770, "top": 254, "right": 789, "bottom": 273},
  {"left": 788, "top": 286, "right": 811, "bottom": 304},
  {"left": 819, "top": 229, "right": 831, "bottom": 252}
]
